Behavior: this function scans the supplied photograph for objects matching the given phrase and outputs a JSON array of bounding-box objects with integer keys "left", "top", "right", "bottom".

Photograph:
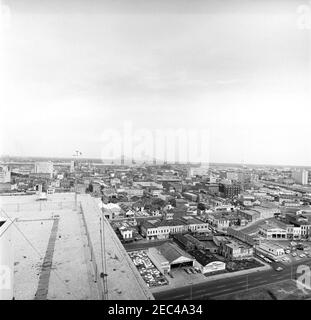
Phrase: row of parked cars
[
  {"left": 129, "top": 250, "right": 169, "bottom": 288},
  {"left": 184, "top": 267, "right": 201, "bottom": 274}
]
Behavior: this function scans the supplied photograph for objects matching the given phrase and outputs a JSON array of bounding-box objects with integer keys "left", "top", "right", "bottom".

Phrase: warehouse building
[
  {"left": 155, "top": 242, "right": 195, "bottom": 269},
  {"left": 190, "top": 250, "right": 226, "bottom": 274},
  {"left": 147, "top": 247, "right": 171, "bottom": 274}
]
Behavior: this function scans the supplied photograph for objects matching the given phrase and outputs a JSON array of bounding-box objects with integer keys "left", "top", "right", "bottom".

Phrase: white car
[{"left": 300, "top": 254, "right": 306, "bottom": 258}]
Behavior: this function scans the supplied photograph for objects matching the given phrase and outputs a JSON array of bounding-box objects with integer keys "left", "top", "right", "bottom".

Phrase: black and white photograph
[{"left": 1, "top": 0, "right": 311, "bottom": 310}]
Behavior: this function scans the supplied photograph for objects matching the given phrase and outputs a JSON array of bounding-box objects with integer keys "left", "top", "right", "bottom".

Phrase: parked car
[{"left": 275, "top": 266, "right": 284, "bottom": 272}]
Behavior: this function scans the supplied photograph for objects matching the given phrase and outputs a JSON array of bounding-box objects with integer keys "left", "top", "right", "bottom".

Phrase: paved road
[{"left": 154, "top": 259, "right": 311, "bottom": 300}]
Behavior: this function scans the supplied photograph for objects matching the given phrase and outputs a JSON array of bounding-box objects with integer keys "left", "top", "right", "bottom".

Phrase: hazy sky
[{"left": 1, "top": 0, "right": 311, "bottom": 165}]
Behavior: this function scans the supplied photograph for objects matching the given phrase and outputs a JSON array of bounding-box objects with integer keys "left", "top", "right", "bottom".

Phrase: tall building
[
  {"left": 188, "top": 165, "right": 209, "bottom": 177},
  {"left": 292, "top": 169, "right": 308, "bottom": 185},
  {"left": 219, "top": 183, "right": 241, "bottom": 198},
  {"left": 0, "top": 166, "right": 11, "bottom": 183},
  {"left": 70, "top": 160, "right": 75, "bottom": 173},
  {"left": 34, "top": 161, "right": 54, "bottom": 178}
]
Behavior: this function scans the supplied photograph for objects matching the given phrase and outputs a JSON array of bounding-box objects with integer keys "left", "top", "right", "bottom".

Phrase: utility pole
[
  {"left": 100, "top": 215, "right": 109, "bottom": 300},
  {"left": 72, "top": 150, "right": 82, "bottom": 210},
  {"left": 190, "top": 281, "right": 193, "bottom": 300},
  {"left": 246, "top": 274, "right": 249, "bottom": 292}
]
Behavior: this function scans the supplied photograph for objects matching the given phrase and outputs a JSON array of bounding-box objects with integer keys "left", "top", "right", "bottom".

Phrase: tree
[
  {"left": 152, "top": 198, "right": 166, "bottom": 208},
  {"left": 198, "top": 203, "right": 206, "bottom": 211},
  {"left": 169, "top": 198, "right": 176, "bottom": 207}
]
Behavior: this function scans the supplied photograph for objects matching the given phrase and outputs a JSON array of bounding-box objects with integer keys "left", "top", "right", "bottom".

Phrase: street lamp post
[
  {"left": 190, "top": 281, "right": 193, "bottom": 300},
  {"left": 246, "top": 274, "right": 249, "bottom": 292}
]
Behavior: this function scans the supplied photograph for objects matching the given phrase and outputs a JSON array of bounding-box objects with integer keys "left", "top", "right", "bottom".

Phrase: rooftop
[
  {"left": 0, "top": 193, "right": 99, "bottom": 300},
  {"left": 260, "top": 219, "right": 290, "bottom": 230},
  {"left": 0, "top": 193, "right": 153, "bottom": 300},
  {"left": 188, "top": 250, "right": 220, "bottom": 266},
  {"left": 157, "top": 242, "right": 193, "bottom": 263}
]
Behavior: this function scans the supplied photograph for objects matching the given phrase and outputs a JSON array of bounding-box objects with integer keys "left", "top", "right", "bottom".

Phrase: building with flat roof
[
  {"left": 221, "top": 240, "right": 253, "bottom": 260},
  {"left": 0, "top": 217, "right": 15, "bottom": 300},
  {"left": 239, "top": 209, "right": 261, "bottom": 222},
  {"left": 219, "top": 183, "right": 241, "bottom": 198},
  {"left": 0, "top": 166, "right": 11, "bottom": 183},
  {"left": 34, "top": 161, "right": 54, "bottom": 178},
  {"left": 0, "top": 193, "right": 154, "bottom": 300},
  {"left": 258, "top": 242, "right": 285, "bottom": 256},
  {"left": 292, "top": 169, "right": 308, "bottom": 185},
  {"left": 259, "top": 220, "right": 294, "bottom": 240}
]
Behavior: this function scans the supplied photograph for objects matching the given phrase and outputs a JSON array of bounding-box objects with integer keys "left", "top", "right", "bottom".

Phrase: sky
[{"left": 1, "top": 0, "right": 311, "bottom": 165}]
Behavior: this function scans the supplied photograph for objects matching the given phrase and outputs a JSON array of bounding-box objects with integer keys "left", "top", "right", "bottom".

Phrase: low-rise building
[
  {"left": 119, "top": 226, "right": 133, "bottom": 240},
  {"left": 221, "top": 241, "right": 253, "bottom": 260},
  {"left": 214, "top": 235, "right": 253, "bottom": 260},
  {"left": 140, "top": 220, "right": 160, "bottom": 240},
  {"left": 259, "top": 220, "right": 292, "bottom": 240},
  {"left": 147, "top": 247, "right": 171, "bottom": 274},
  {"left": 156, "top": 242, "right": 195, "bottom": 269},
  {"left": 239, "top": 209, "right": 261, "bottom": 222},
  {"left": 258, "top": 242, "right": 285, "bottom": 256},
  {"left": 206, "top": 212, "right": 230, "bottom": 231},
  {"left": 190, "top": 250, "right": 226, "bottom": 274}
]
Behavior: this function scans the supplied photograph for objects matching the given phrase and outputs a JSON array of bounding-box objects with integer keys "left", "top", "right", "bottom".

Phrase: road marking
[
  {"left": 165, "top": 293, "right": 187, "bottom": 299},
  {"left": 218, "top": 288, "right": 235, "bottom": 293},
  {"left": 252, "top": 280, "right": 269, "bottom": 286}
]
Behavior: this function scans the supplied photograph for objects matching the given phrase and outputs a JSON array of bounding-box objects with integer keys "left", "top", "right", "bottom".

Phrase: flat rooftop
[
  {"left": 0, "top": 193, "right": 99, "bottom": 300},
  {"left": 0, "top": 193, "right": 153, "bottom": 300}
]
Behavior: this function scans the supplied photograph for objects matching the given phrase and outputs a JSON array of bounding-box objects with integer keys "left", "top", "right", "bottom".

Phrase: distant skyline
[
  {"left": 1, "top": 0, "right": 311, "bottom": 166},
  {"left": 2, "top": 154, "right": 311, "bottom": 170}
]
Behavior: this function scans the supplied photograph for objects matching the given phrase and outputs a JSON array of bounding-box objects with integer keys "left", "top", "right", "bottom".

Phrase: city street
[{"left": 154, "top": 258, "right": 311, "bottom": 300}]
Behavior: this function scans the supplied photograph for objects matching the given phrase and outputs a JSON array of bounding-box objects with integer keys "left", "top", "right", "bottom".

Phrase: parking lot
[
  {"left": 150, "top": 266, "right": 207, "bottom": 293},
  {"left": 128, "top": 250, "right": 169, "bottom": 288},
  {"left": 257, "top": 240, "right": 311, "bottom": 265}
]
